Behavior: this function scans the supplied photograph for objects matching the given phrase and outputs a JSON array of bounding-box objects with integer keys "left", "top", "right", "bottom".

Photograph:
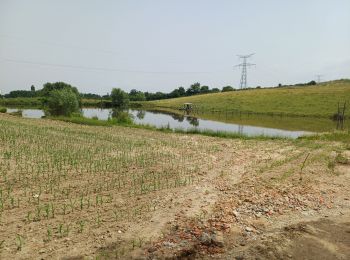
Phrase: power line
[
  {"left": 0, "top": 58, "right": 211, "bottom": 74},
  {"left": 234, "top": 53, "right": 255, "bottom": 89}
]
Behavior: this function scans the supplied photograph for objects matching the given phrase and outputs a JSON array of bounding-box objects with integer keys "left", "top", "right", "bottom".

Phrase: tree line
[{"left": 2, "top": 82, "right": 236, "bottom": 101}]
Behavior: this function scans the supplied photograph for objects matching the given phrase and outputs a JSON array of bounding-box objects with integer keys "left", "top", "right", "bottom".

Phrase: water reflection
[
  {"left": 186, "top": 116, "right": 199, "bottom": 127},
  {"left": 6, "top": 107, "right": 344, "bottom": 138},
  {"left": 136, "top": 110, "right": 146, "bottom": 120}
]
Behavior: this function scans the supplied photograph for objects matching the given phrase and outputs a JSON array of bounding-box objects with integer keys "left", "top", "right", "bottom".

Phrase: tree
[
  {"left": 40, "top": 82, "right": 81, "bottom": 107},
  {"left": 222, "top": 86, "right": 234, "bottom": 92},
  {"left": 211, "top": 88, "right": 220, "bottom": 93},
  {"left": 41, "top": 82, "right": 79, "bottom": 97},
  {"left": 186, "top": 83, "right": 201, "bottom": 96},
  {"left": 307, "top": 80, "right": 317, "bottom": 86},
  {"left": 80, "top": 93, "right": 101, "bottom": 99},
  {"left": 169, "top": 89, "right": 180, "bottom": 98},
  {"left": 30, "top": 85, "right": 35, "bottom": 92},
  {"left": 178, "top": 87, "right": 186, "bottom": 96},
  {"left": 200, "top": 85, "right": 210, "bottom": 94},
  {"left": 111, "top": 88, "right": 129, "bottom": 107},
  {"left": 129, "top": 89, "right": 146, "bottom": 101},
  {"left": 5, "top": 90, "right": 36, "bottom": 98},
  {"left": 47, "top": 88, "right": 80, "bottom": 116}
]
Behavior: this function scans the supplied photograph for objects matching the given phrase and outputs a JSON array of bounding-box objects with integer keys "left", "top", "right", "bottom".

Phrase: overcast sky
[{"left": 0, "top": 0, "right": 349, "bottom": 95}]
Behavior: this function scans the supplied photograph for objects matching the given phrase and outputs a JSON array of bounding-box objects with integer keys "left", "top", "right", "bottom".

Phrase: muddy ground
[{"left": 0, "top": 114, "right": 349, "bottom": 259}]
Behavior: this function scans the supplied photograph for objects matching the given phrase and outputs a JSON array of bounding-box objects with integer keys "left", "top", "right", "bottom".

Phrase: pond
[{"left": 4, "top": 107, "right": 344, "bottom": 138}]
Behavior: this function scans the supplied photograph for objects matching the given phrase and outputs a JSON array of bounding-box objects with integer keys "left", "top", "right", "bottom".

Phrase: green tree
[
  {"left": 111, "top": 88, "right": 129, "bottom": 107},
  {"left": 40, "top": 82, "right": 81, "bottom": 106},
  {"left": 200, "top": 85, "right": 210, "bottom": 93},
  {"left": 129, "top": 89, "right": 146, "bottom": 101},
  {"left": 186, "top": 83, "right": 201, "bottom": 96},
  {"left": 178, "top": 87, "right": 186, "bottom": 96},
  {"left": 47, "top": 88, "right": 80, "bottom": 116},
  {"left": 30, "top": 85, "right": 35, "bottom": 92},
  {"left": 222, "top": 86, "right": 234, "bottom": 92}
]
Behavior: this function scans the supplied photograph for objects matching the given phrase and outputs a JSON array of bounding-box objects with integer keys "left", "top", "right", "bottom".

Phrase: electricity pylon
[{"left": 235, "top": 53, "right": 255, "bottom": 89}]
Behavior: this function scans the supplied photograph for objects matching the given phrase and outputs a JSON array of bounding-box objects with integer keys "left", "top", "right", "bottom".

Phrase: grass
[
  {"left": 173, "top": 127, "right": 288, "bottom": 140},
  {"left": 140, "top": 80, "right": 350, "bottom": 117},
  {"left": 300, "top": 130, "right": 350, "bottom": 143},
  {"left": 47, "top": 116, "right": 118, "bottom": 127}
]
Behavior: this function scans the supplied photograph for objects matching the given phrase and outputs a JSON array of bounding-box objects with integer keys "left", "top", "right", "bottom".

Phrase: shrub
[
  {"left": 47, "top": 89, "right": 80, "bottom": 116},
  {"left": 0, "top": 107, "right": 6, "bottom": 113}
]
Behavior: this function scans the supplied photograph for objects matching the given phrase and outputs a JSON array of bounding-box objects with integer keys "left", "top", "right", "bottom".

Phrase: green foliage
[
  {"left": 222, "top": 86, "right": 235, "bottom": 92},
  {"left": 173, "top": 128, "right": 287, "bottom": 140},
  {"left": 0, "top": 107, "right": 6, "bottom": 113},
  {"left": 200, "top": 85, "right": 210, "bottom": 94},
  {"left": 111, "top": 88, "right": 129, "bottom": 107},
  {"left": 47, "top": 89, "right": 80, "bottom": 116},
  {"left": 129, "top": 89, "right": 146, "bottom": 101},
  {"left": 4, "top": 90, "right": 37, "bottom": 98},
  {"left": 186, "top": 82, "right": 201, "bottom": 95},
  {"left": 41, "top": 82, "right": 79, "bottom": 97},
  {"left": 0, "top": 97, "right": 43, "bottom": 107}
]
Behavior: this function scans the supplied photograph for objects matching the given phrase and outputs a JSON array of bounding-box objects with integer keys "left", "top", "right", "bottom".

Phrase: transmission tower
[
  {"left": 235, "top": 53, "right": 255, "bottom": 89},
  {"left": 316, "top": 74, "right": 323, "bottom": 83}
]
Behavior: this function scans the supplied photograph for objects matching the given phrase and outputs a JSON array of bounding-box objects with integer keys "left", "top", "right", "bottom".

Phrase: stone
[
  {"left": 245, "top": 227, "right": 254, "bottom": 232},
  {"left": 211, "top": 231, "right": 224, "bottom": 247},
  {"left": 199, "top": 232, "right": 212, "bottom": 246}
]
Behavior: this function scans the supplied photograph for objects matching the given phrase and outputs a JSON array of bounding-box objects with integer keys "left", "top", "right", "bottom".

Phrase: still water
[{"left": 3, "top": 107, "right": 323, "bottom": 138}]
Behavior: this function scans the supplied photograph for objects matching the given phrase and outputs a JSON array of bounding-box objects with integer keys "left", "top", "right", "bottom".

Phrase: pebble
[{"left": 245, "top": 227, "right": 254, "bottom": 232}]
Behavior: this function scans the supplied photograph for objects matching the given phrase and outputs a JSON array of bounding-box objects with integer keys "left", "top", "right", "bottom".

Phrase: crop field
[
  {"left": 143, "top": 80, "right": 350, "bottom": 117},
  {"left": 0, "top": 114, "right": 218, "bottom": 258},
  {"left": 0, "top": 113, "right": 349, "bottom": 259}
]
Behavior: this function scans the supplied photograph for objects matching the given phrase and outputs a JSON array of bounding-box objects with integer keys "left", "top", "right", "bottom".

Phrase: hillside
[{"left": 143, "top": 80, "right": 350, "bottom": 117}]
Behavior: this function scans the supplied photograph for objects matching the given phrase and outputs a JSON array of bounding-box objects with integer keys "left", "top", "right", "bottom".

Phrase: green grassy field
[{"left": 141, "top": 80, "right": 350, "bottom": 117}]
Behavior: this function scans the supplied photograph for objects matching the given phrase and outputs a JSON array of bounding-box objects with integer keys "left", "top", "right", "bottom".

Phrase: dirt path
[{"left": 138, "top": 139, "right": 350, "bottom": 260}]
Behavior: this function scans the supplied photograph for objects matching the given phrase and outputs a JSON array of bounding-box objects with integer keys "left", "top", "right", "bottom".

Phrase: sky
[{"left": 0, "top": 0, "right": 349, "bottom": 95}]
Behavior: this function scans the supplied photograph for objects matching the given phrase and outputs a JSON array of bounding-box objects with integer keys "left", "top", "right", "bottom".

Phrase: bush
[
  {"left": 47, "top": 88, "right": 80, "bottom": 116},
  {"left": 0, "top": 107, "right": 7, "bottom": 113}
]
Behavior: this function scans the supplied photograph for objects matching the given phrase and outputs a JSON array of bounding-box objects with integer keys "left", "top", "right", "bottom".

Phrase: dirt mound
[{"left": 230, "top": 215, "right": 350, "bottom": 260}]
